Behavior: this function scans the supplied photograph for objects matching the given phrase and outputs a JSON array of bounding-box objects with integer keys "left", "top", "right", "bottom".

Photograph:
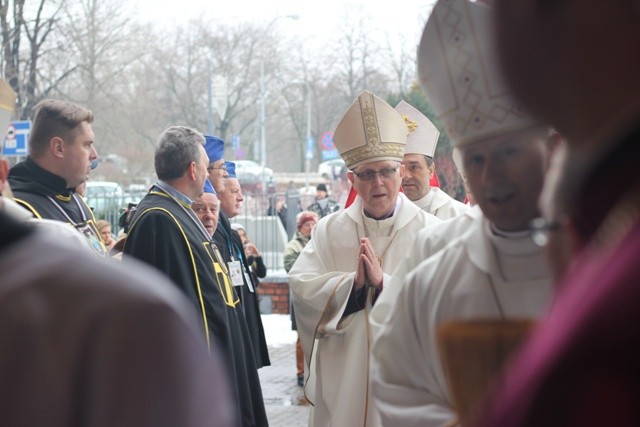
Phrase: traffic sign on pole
[
  {"left": 306, "top": 136, "right": 314, "bottom": 160},
  {"left": 320, "top": 131, "right": 335, "bottom": 151},
  {"left": 2, "top": 120, "right": 31, "bottom": 157}
]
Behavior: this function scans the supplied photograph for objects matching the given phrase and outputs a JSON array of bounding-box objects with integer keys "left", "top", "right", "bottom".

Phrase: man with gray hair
[{"left": 123, "top": 126, "right": 267, "bottom": 427}]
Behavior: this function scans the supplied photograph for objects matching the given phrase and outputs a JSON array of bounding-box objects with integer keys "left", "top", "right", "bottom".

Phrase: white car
[
  {"left": 317, "top": 158, "right": 345, "bottom": 180},
  {"left": 234, "top": 160, "right": 273, "bottom": 177},
  {"left": 233, "top": 160, "right": 274, "bottom": 192}
]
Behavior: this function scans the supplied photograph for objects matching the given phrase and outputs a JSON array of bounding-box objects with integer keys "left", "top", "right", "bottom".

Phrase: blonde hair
[{"left": 96, "top": 219, "right": 111, "bottom": 232}]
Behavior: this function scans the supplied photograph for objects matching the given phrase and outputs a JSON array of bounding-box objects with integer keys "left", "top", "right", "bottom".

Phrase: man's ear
[
  {"left": 347, "top": 170, "right": 355, "bottom": 185},
  {"left": 50, "top": 137, "right": 65, "bottom": 159},
  {"left": 428, "top": 162, "right": 436, "bottom": 179},
  {"left": 188, "top": 161, "right": 198, "bottom": 181}
]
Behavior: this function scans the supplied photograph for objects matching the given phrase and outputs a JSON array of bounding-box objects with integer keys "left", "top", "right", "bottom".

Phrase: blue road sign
[
  {"left": 306, "top": 136, "right": 314, "bottom": 160},
  {"left": 231, "top": 134, "right": 240, "bottom": 150},
  {"left": 2, "top": 120, "right": 31, "bottom": 157},
  {"left": 322, "top": 149, "right": 339, "bottom": 160}
]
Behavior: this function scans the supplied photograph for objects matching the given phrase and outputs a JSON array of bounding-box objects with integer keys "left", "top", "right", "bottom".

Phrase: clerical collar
[
  {"left": 155, "top": 181, "right": 193, "bottom": 206},
  {"left": 417, "top": 188, "right": 435, "bottom": 210},
  {"left": 363, "top": 196, "right": 400, "bottom": 220},
  {"left": 486, "top": 219, "right": 548, "bottom": 282}
]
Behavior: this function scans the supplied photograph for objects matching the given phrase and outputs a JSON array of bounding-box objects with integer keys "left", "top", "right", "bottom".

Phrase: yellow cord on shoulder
[{"left": 126, "top": 206, "right": 211, "bottom": 348}]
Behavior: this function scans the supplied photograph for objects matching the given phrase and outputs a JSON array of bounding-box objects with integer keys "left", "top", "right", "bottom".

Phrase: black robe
[
  {"left": 123, "top": 187, "right": 268, "bottom": 427},
  {"left": 8, "top": 157, "right": 94, "bottom": 222},
  {"left": 214, "top": 212, "right": 271, "bottom": 369},
  {"left": 8, "top": 157, "right": 107, "bottom": 257}
]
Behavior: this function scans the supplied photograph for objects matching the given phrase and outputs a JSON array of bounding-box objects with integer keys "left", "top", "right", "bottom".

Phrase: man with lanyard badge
[
  {"left": 123, "top": 126, "right": 268, "bottom": 427},
  {"left": 216, "top": 161, "right": 270, "bottom": 369},
  {"left": 8, "top": 99, "right": 107, "bottom": 256}
]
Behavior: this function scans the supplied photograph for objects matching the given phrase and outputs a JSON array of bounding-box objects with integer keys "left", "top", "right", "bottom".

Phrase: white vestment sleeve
[
  {"left": 371, "top": 259, "right": 457, "bottom": 427},
  {"left": 289, "top": 222, "right": 358, "bottom": 359}
]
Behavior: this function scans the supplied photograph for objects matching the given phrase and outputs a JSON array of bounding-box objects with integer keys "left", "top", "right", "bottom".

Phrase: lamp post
[
  {"left": 304, "top": 81, "right": 312, "bottom": 186},
  {"left": 259, "top": 14, "right": 299, "bottom": 170},
  {"left": 207, "top": 58, "right": 215, "bottom": 135},
  {"left": 259, "top": 59, "right": 266, "bottom": 168}
]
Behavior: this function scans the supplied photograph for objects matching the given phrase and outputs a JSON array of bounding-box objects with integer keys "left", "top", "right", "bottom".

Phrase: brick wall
[{"left": 257, "top": 281, "right": 290, "bottom": 314}]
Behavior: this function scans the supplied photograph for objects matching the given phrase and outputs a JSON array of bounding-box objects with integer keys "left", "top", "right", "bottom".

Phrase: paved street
[{"left": 259, "top": 315, "right": 310, "bottom": 426}]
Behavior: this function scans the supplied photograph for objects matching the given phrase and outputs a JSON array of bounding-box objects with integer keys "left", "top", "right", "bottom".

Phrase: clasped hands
[{"left": 353, "top": 238, "right": 383, "bottom": 292}]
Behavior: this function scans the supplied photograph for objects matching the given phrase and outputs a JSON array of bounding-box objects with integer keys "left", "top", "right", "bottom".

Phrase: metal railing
[{"left": 86, "top": 187, "right": 318, "bottom": 280}]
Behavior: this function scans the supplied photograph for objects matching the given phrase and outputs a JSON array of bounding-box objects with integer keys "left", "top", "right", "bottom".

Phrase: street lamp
[
  {"left": 207, "top": 58, "right": 215, "bottom": 135},
  {"left": 259, "top": 14, "right": 300, "bottom": 170}
]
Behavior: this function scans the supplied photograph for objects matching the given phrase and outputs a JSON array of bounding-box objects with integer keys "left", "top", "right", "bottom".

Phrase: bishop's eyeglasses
[{"left": 352, "top": 165, "right": 400, "bottom": 181}]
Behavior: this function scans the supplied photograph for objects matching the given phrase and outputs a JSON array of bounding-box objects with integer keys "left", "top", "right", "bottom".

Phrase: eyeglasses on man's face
[
  {"left": 207, "top": 163, "right": 227, "bottom": 172},
  {"left": 352, "top": 165, "right": 400, "bottom": 181}
]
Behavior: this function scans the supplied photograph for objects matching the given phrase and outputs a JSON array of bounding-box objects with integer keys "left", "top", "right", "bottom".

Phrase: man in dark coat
[
  {"left": 7, "top": 99, "right": 106, "bottom": 256},
  {"left": 123, "top": 126, "right": 268, "bottom": 427},
  {"left": 216, "top": 161, "right": 270, "bottom": 369}
]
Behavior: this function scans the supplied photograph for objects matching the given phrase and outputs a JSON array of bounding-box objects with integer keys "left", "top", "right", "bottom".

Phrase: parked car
[
  {"left": 234, "top": 160, "right": 274, "bottom": 193},
  {"left": 318, "top": 158, "right": 345, "bottom": 180}
]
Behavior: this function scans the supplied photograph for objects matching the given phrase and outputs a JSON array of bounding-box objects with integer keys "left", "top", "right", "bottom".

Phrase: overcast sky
[{"left": 135, "top": 0, "right": 437, "bottom": 51}]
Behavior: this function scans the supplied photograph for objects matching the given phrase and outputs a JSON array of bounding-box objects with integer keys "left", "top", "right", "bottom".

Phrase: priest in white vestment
[
  {"left": 395, "top": 100, "right": 468, "bottom": 219},
  {"left": 371, "top": 1, "right": 558, "bottom": 426},
  {"left": 289, "top": 91, "right": 441, "bottom": 427}
]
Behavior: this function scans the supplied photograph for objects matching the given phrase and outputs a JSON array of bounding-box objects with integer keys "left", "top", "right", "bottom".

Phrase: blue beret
[
  {"left": 203, "top": 178, "right": 216, "bottom": 195},
  {"left": 225, "top": 161, "right": 236, "bottom": 179},
  {"left": 204, "top": 135, "right": 225, "bottom": 162}
]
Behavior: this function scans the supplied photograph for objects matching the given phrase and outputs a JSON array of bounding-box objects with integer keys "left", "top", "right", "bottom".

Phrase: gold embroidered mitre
[
  {"left": 334, "top": 91, "right": 408, "bottom": 169},
  {"left": 395, "top": 100, "right": 440, "bottom": 158},
  {"left": 417, "top": 0, "right": 536, "bottom": 147}
]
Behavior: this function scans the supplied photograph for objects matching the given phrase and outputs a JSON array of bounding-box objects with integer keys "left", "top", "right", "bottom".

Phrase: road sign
[
  {"left": 231, "top": 134, "right": 240, "bottom": 150},
  {"left": 306, "top": 136, "right": 314, "bottom": 160},
  {"left": 322, "top": 149, "right": 339, "bottom": 160},
  {"left": 2, "top": 120, "right": 31, "bottom": 157},
  {"left": 320, "top": 131, "right": 334, "bottom": 151}
]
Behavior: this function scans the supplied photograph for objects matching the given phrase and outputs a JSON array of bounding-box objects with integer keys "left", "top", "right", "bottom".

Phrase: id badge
[
  {"left": 242, "top": 269, "right": 255, "bottom": 293},
  {"left": 77, "top": 220, "right": 108, "bottom": 258},
  {"left": 228, "top": 260, "right": 245, "bottom": 287}
]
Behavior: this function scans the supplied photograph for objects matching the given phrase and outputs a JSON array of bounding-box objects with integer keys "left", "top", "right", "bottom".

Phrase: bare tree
[{"left": 0, "top": 0, "right": 69, "bottom": 119}]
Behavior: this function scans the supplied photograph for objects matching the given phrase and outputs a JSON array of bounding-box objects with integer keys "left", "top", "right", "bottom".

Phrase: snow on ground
[{"left": 261, "top": 314, "right": 298, "bottom": 347}]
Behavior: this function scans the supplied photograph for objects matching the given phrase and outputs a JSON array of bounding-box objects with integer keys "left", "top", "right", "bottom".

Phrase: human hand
[
  {"left": 358, "top": 238, "right": 383, "bottom": 291},
  {"left": 244, "top": 242, "right": 260, "bottom": 257}
]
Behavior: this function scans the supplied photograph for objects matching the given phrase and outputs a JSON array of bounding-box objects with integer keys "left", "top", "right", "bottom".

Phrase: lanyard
[
  {"left": 46, "top": 194, "right": 88, "bottom": 225},
  {"left": 151, "top": 184, "right": 211, "bottom": 242},
  {"left": 219, "top": 223, "right": 244, "bottom": 261}
]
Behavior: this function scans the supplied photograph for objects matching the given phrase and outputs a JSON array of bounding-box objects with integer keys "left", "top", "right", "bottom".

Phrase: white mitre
[
  {"left": 417, "top": 0, "right": 535, "bottom": 147},
  {"left": 333, "top": 91, "right": 408, "bottom": 169},
  {"left": 394, "top": 100, "right": 440, "bottom": 158}
]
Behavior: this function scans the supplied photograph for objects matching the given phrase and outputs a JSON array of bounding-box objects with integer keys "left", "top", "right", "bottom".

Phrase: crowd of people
[{"left": 2, "top": 0, "right": 640, "bottom": 425}]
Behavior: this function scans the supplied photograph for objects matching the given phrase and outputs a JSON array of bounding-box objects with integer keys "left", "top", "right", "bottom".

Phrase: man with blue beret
[
  {"left": 215, "top": 161, "right": 271, "bottom": 369},
  {"left": 192, "top": 178, "right": 220, "bottom": 237},
  {"left": 204, "top": 135, "right": 227, "bottom": 193}
]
